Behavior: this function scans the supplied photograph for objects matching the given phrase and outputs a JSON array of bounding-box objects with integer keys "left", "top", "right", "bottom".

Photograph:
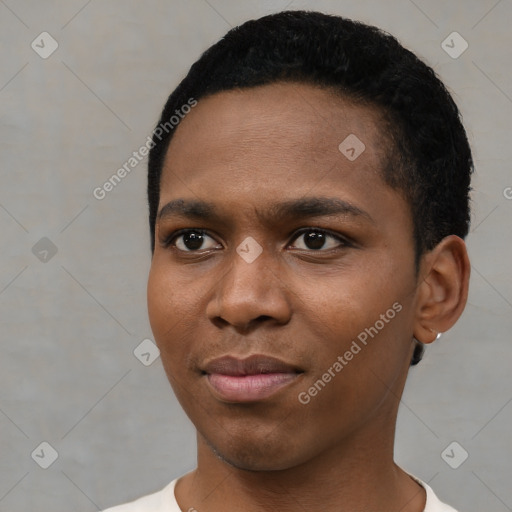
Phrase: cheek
[
  {"left": 147, "top": 267, "right": 214, "bottom": 428},
  {"left": 147, "top": 266, "right": 170, "bottom": 339},
  {"left": 147, "top": 264, "right": 187, "bottom": 357},
  {"left": 147, "top": 263, "right": 206, "bottom": 377},
  {"left": 304, "top": 277, "right": 411, "bottom": 403}
]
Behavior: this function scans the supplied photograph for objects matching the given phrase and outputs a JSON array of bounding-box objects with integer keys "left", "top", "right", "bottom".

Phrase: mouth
[{"left": 202, "top": 354, "right": 304, "bottom": 403}]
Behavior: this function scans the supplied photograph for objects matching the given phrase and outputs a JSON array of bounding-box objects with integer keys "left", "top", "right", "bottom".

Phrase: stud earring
[{"left": 430, "top": 328, "right": 442, "bottom": 341}]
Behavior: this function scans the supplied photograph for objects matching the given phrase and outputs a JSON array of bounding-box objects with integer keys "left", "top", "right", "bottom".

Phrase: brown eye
[
  {"left": 290, "top": 229, "right": 348, "bottom": 251},
  {"left": 168, "top": 230, "right": 220, "bottom": 252}
]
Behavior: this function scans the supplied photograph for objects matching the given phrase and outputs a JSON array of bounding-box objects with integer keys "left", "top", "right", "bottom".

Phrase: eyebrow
[{"left": 157, "top": 197, "right": 374, "bottom": 225}]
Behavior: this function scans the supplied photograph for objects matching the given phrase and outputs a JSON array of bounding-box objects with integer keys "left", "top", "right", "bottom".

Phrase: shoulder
[
  {"left": 410, "top": 475, "right": 459, "bottom": 512},
  {"left": 102, "top": 472, "right": 460, "bottom": 512},
  {"left": 101, "top": 478, "right": 179, "bottom": 512}
]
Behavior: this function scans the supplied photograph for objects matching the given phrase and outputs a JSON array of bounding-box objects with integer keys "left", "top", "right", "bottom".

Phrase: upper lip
[{"left": 202, "top": 355, "right": 302, "bottom": 376}]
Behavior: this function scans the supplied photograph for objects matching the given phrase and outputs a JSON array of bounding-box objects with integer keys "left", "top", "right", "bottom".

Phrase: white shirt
[{"left": 102, "top": 474, "right": 458, "bottom": 512}]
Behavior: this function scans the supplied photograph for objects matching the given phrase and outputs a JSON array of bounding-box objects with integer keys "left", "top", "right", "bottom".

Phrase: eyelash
[{"left": 161, "top": 227, "right": 352, "bottom": 252}]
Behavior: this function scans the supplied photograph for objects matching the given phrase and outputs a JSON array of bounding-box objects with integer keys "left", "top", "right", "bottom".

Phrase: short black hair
[{"left": 146, "top": 10, "right": 474, "bottom": 364}]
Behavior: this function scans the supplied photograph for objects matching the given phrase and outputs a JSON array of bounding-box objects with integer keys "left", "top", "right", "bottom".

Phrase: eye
[
  {"left": 165, "top": 229, "right": 221, "bottom": 252},
  {"left": 289, "top": 228, "right": 348, "bottom": 251}
]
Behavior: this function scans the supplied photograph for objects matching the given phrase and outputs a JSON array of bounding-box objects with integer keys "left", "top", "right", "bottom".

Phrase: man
[{"left": 103, "top": 10, "right": 472, "bottom": 511}]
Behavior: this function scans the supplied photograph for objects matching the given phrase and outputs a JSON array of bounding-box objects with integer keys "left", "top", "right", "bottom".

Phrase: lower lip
[{"left": 206, "top": 373, "right": 300, "bottom": 402}]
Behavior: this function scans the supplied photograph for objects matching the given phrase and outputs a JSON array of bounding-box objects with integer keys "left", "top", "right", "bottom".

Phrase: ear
[{"left": 413, "top": 235, "right": 470, "bottom": 344}]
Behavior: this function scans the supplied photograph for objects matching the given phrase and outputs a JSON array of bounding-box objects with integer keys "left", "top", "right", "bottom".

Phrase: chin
[
  {"left": 201, "top": 425, "right": 312, "bottom": 472},
  {"left": 212, "top": 444, "right": 295, "bottom": 472}
]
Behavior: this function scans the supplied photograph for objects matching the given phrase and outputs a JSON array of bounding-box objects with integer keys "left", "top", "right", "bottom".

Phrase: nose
[{"left": 206, "top": 246, "right": 292, "bottom": 332}]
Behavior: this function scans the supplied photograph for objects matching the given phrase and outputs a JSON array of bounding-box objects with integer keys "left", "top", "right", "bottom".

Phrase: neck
[{"left": 175, "top": 413, "right": 425, "bottom": 512}]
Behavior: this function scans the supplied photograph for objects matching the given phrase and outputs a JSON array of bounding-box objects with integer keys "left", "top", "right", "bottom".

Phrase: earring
[{"left": 430, "top": 328, "right": 442, "bottom": 341}]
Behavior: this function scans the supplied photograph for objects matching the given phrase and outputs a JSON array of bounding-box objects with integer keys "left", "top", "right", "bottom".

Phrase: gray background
[{"left": 1, "top": 0, "right": 511, "bottom": 510}]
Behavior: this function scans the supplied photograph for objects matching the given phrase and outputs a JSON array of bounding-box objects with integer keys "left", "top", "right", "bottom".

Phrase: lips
[{"left": 203, "top": 355, "right": 303, "bottom": 403}]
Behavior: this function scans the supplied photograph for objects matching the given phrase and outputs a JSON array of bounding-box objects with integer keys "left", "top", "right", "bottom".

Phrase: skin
[{"left": 147, "top": 82, "right": 470, "bottom": 512}]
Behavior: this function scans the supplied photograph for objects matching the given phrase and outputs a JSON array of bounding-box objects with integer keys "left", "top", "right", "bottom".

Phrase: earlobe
[{"left": 413, "top": 235, "right": 470, "bottom": 344}]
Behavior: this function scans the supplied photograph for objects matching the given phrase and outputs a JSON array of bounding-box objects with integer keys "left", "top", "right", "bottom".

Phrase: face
[{"left": 147, "top": 82, "right": 419, "bottom": 471}]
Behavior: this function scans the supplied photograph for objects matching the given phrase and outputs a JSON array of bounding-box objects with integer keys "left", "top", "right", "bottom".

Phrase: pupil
[
  {"left": 305, "top": 231, "right": 325, "bottom": 250},
  {"left": 184, "top": 232, "right": 203, "bottom": 250}
]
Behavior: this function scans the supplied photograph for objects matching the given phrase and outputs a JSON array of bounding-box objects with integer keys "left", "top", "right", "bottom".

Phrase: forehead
[
  {"left": 158, "top": 82, "right": 401, "bottom": 224},
  {"left": 163, "top": 82, "right": 389, "bottom": 182}
]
